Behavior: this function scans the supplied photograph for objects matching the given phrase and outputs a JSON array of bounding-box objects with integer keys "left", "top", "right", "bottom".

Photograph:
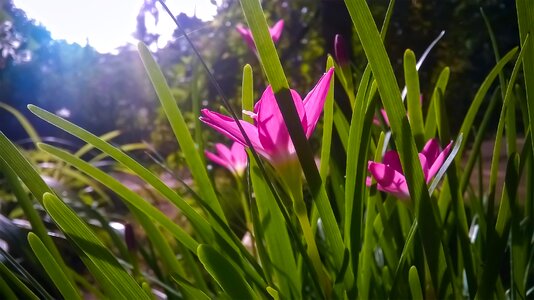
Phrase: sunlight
[{"left": 13, "top": 0, "right": 219, "bottom": 53}]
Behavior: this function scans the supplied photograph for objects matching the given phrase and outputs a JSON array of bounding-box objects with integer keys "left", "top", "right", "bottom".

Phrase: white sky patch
[{"left": 12, "top": 0, "right": 219, "bottom": 54}]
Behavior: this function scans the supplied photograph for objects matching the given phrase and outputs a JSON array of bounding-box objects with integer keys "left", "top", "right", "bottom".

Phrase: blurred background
[{"left": 0, "top": 0, "right": 520, "bottom": 158}]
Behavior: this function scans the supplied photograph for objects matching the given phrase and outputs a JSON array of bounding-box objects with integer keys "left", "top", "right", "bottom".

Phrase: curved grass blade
[
  {"left": 487, "top": 36, "right": 528, "bottom": 220},
  {"left": 0, "top": 132, "right": 72, "bottom": 281},
  {"left": 0, "top": 261, "right": 39, "bottom": 300},
  {"left": 38, "top": 143, "right": 199, "bottom": 253},
  {"left": 89, "top": 143, "right": 150, "bottom": 163},
  {"left": 0, "top": 273, "right": 17, "bottom": 300},
  {"left": 0, "top": 102, "right": 41, "bottom": 145},
  {"left": 27, "top": 233, "right": 81, "bottom": 300},
  {"left": 28, "top": 105, "right": 214, "bottom": 243},
  {"left": 197, "top": 244, "right": 257, "bottom": 299},
  {"left": 42, "top": 192, "right": 150, "bottom": 299}
]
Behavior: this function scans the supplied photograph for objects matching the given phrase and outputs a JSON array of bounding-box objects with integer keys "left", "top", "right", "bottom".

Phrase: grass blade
[
  {"left": 198, "top": 244, "right": 257, "bottom": 299},
  {"left": 516, "top": 0, "right": 534, "bottom": 158},
  {"left": 27, "top": 233, "right": 81, "bottom": 300},
  {"left": 0, "top": 102, "right": 41, "bottom": 145},
  {"left": 404, "top": 49, "right": 424, "bottom": 147},
  {"left": 42, "top": 192, "right": 149, "bottom": 299},
  {"left": 38, "top": 143, "right": 199, "bottom": 253}
]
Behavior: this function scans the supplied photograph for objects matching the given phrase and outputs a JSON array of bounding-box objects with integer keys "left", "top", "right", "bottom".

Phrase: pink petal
[
  {"left": 236, "top": 24, "right": 256, "bottom": 50},
  {"left": 421, "top": 139, "right": 440, "bottom": 166},
  {"left": 303, "top": 68, "right": 334, "bottom": 138},
  {"left": 380, "top": 109, "right": 390, "bottom": 127},
  {"left": 205, "top": 151, "right": 231, "bottom": 170},
  {"left": 418, "top": 153, "right": 429, "bottom": 182},
  {"left": 382, "top": 150, "right": 403, "bottom": 174},
  {"left": 368, "top": 161, "right": 410, "bottom": 198},
  {"left": 269, "top": 20, "right": 284, "bottom": 43},
  {"left": 215, "top": 143, "right": 233, "bottom": 163},
  {"left": 427, "top": 140, "right": 453, "bottom": 181},
  {"left": 230, "top": 142, "right": 248, "bottom": 171},
  {"left": 255, "top": 86, "right": 306, "bottom": 160},
  {"left": 200, "top": 109, "right": 269, "bottom": 159}
]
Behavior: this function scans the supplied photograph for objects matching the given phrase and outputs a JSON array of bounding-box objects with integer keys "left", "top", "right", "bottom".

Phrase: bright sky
[{"left": 13, "top": 0, "right": 219, "bottom": 53}]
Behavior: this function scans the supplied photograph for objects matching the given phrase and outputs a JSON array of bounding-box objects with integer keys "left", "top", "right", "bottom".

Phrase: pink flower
[
  {"left": 236, "top": 20, "right": 284, "bottom": 52},
  {"left": 200, "top": 68, "right": 334, "bottom": 166},
  {"left": 366, "top": 139, "right": 452, "bottom": 198},
  {"left": 205, "top": 142, "right": 248, "bottom": 176}
]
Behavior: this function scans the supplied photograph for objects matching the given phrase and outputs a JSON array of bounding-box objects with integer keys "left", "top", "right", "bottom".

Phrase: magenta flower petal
[
  {"left": 269, "top": 20, "right": 284, "bottom": 43},
  {"left": 206, "top": 142, "right": 248, "bottom": 175},
  {"left": 205, "top": 151, "right": 231, "bottom": 169},
  {"left": 367, "top": 138, "right": 453, "bottom": 198},
  {"left": 382, "top": 150, "right": 403, "bottom": 174},
  {"left": 427, "top": 141, "right": 453, "bottom": 181},
  {"left": 236, "top": 20, "right": 284, "bottom": 52},
  {"left": 418, "top": 153, "right": 429, "bottom": 181},
  {"left": 368, "top": 162, "right": 410, "bottom": 198},
  {"left": 200, "top": 109, "right": 269, "bottom": 159},
  {"left": 231, "top": 142, "right": 248, "bottom": 171},
  {"left": 236, "top": 24, "right": 256, "bottom": 50},
  {"left": 421, "top": 139, "right": 441, "bottom": 165},
  {"left": 256, "top": 86, "right": 307, "bottom": 160},
  {"left": 303, "top": 68, "right": 334, "bottom": 138},
  {"left": 202, "top": 69, "right": 333, "bottom": 167},
  {"left": 215, "top": 143, "right": 233, "bottom": 162}
]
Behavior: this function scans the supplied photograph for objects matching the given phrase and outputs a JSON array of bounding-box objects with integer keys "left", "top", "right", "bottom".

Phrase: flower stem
[
  {"left": 294, "top": 196, "right": 332, "bottom": 297},
  {"left": 236, "top": 176, "right": 252, "bottom": 232}
]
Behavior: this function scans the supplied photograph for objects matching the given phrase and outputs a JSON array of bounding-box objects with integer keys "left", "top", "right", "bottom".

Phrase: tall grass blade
[
  {"left": 320, "top": 56, "right": 336, "bottom": 180},
  {"left": 404, "top": 49, "right": 424, "bottom": 147},
  {"left": 516, "top": 0, "right": 534, "bottom": 157}
]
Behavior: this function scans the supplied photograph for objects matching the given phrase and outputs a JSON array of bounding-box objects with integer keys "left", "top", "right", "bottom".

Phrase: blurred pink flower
[
  {"left": 200, "top": 68, "right": 334, "bottom": 166},
  {"left": 236, "top": 20, "right": 284, "bottom": 52},
  {"left": 366, "top": 139, "right": 452, "bottom": 198},
  {"left": 205, "top": 142, "right": 248, "bottom": 176}
]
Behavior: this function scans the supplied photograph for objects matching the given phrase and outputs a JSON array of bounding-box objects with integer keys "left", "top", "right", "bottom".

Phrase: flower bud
[
  {"left": 125, "top": 223, "right": 137, "bottom": 252},
  {"left": 334, "top": 34, "right": 349, "bottom": 67}
]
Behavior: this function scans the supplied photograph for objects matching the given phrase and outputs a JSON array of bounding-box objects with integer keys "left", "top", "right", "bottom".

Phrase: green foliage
[{"left": 0, "top": 0, "right": 533, "bottom": 299}]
